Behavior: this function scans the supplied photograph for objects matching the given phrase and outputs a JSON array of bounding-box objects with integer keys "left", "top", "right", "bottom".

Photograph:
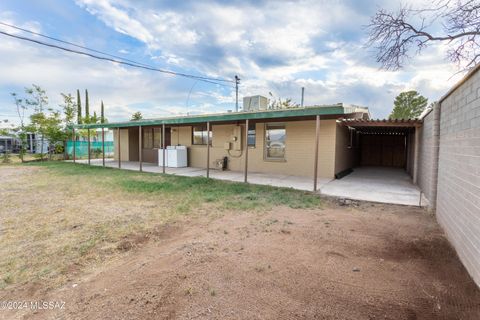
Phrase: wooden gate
[{"left": 360, "top": 134, "right": 406, "bottom": 167}]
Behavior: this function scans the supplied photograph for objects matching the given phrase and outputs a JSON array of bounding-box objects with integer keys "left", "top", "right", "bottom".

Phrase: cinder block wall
[
  {"left": 436, "top": 70, "right": 480, "bottom": 287},
  {"left": 417, "top": 108, "right": 436, "bottom": 205}
]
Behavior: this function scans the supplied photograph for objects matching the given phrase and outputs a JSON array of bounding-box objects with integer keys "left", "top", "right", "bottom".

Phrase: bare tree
[{"left": 366, "top": 0, "right": 480, "bottom": 71}]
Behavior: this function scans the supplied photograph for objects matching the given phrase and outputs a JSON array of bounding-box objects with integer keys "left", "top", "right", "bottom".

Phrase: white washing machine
[
  {"left": 158, "top": 146, "right": 187, "bottom": 167},
  {"left": 158, "top": 149, "right": 168, "bottom": 167},
  {"left": 167, "top": 146, "right": 187, "bottom": 167}
]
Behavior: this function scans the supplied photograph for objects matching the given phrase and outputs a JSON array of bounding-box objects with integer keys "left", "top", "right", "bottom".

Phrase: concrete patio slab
[
  {"left": 69, "top": 161, "right": 422, "bottom": 205},
  {"left": 320, "top": 167, "right": 422, "bottom": 206},
  {"left": 72, "top": 159, "right": 331, "bottom": 192}
]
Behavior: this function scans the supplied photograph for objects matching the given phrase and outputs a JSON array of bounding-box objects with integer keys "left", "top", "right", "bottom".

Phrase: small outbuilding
[{"left": 0, "top": 135, "right": 19, "bottom": 153}]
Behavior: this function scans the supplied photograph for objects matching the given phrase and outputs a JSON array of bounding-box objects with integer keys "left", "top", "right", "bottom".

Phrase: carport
[{"left": 321, "top": 119, "right": 424, "bottom": 206}]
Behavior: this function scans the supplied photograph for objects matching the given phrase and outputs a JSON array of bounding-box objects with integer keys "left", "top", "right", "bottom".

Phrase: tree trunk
[{"left": 40, "top": 134, "right": 44, "bottom": 161}]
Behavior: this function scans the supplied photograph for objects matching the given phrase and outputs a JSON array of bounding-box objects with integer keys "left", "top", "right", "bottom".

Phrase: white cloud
[
  {"left": 0, "top": 0, "right": 469, "bottom": 125},
  {"left": 0, "top": 21, "right": 212, "bottom": 124},
  {"left": 75, "top": 0, "right": 154, "bottom": 44},
  {"left": 73, "top": 0, "right": 465, "bottom": 117}
]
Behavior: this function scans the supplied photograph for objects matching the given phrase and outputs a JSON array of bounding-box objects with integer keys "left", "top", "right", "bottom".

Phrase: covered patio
[
  {"left": 321, "top": 167, "right": 423, "bottom": 206},
  {"left": 70, "top": 108, "right": 425, "bottom": 206},
  {"left": 321, "top": 118, "right": 424, "bottom": 206},
  {"left": 74, "top": 159, "right": 332, "bottom": 191},
  {"left": 71, "top": 106, "right": 364, "bottom": 194}
]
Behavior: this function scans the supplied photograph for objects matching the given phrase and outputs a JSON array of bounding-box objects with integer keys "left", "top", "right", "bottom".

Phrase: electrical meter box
[{"left": 232, "top": 126, "right": 242, "bottom": 151}]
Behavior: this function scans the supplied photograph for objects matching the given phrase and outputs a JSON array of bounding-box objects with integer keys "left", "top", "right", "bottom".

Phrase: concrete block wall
[
  {"left": 436, "top": 69, "right": 480, "bottom": 287},
  {"left": 417, "top": 104, "right": 440, "bottom": 207}
]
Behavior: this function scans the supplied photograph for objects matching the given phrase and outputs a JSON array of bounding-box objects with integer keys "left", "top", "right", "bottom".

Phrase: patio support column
[
  {"left": 117, "top": 128, "right": 121, "bottom": 169},
  {"left": 87, "top": 128, "right": 91, "bottom": 165},
  {"left": 102, "top": 127, "right": 105, "bottom": 167},
  {"left": 313, "top": 115, "right": 320, "bottom": 191},
  {"left": 72, "top": 128, "right": 76, "bottom": 163},
  {"left": 139, "top": 125, "right": 143, "bottom": 172},
  {"left": 244, "top": 119, "right": 249, "bottom": 183},
  {"left": 206, "top": 121, "right": 210, "bottom": 178},
  {"left": 162, "top": 124, "right": 166, "bottom": 174},
  {"left": 413, "top": 125, "right": 420, "bottom": 184}
]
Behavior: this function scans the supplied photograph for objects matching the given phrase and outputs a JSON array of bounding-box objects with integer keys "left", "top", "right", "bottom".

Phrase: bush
[
  {"left": 91, "top": 148, "right": 102, "bottom": 159},
  {"left": 2, "top": 151, "right": 12, "bottom": 163}
]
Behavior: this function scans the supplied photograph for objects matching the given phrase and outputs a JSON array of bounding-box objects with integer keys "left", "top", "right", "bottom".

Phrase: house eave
[{"left": 72, "top": 105, "right": 353, "bottom": 129}]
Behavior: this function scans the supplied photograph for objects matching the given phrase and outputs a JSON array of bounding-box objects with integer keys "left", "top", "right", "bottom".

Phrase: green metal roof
[{"left": 73, "top": 104, "right": 358, "bottom": 129}]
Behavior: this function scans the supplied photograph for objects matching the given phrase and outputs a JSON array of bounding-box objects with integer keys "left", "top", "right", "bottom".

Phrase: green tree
[
  {"left": 60, "top": 93, "right": 76, "bottom": 125},
  {"left": 130, "top": 111, "right": 143, "bottom": 121},
  {"left": 25, "top": 85, "right": 49, "bottom": 159},
  {"left": 269, "top": 97, "right": 299, "bottom": 109},
  {"left": 101, "top": 100, "right": 105, "bottom": 124},
  {"left": 91, "top": 111, "right": 99, "bottom": 124},
  {"left": 25, "top": 84, "right": 48, "bottom": 113},
  {"left": 389, "top": 91, "right": 428, "bottom": 119},
  {"left": 39, "top": 111, "right": 64, "bottom": 159},
  {"left": 85, "top": 89, "right": 90, "bottom": 123},
  {"left": 77, "top": 89, "right": 82, "bottom": 124},
  {"left": 0, "top": 128, "right": 9, "bottom": 136},
  {"left": 11, "top": 92, "right": 27, "bottom": 162},
  {"left": 60, "top": 93, "right": 77, "bottom": 148},
  {"left": 23, "top": 85, "right": 65, "bottom": 160}
]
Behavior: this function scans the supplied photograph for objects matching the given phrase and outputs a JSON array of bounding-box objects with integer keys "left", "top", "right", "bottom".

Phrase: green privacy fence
[{"left": 66, "top": 141, "right": 114, "bottom": 158}]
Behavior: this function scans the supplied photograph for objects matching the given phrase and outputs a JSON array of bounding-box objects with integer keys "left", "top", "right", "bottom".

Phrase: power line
[
  {"left": 0, "top": 25, "right": 235, "bottom": 86},
  {"left": 0, "top": 21, "right": 234, "bottom": 84},
  {"left": 0, "top": 21, "right": 155, "bottom": 69}
]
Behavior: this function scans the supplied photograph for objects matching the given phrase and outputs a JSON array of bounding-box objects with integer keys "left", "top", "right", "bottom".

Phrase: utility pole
[
  {"left": 235, "top": 75, "right": 240, "bottom": 112},
  {"left": 301, "top": 87, "right": 305, "bottom": 108}
]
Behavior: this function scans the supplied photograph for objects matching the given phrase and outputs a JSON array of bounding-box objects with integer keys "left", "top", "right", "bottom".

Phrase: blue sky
[{"left": 0, "top": 0, "right": 465, "bottom": 126}]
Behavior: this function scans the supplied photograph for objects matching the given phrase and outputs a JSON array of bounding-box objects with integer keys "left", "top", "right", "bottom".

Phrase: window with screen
[
  {"left": 265, "top": 123, "right": 286, "bottom": 160},
  {"left": 192, "top": 125, "right": 212, "bottom": 145},
  {"left": 142, "top": 127, "right": 162, "bottom": 149},
  {"left": 143, "top": 128, "right": 153, "bottom": 149},
  {"left": 247, "top": 123, "right": 256, "bottom": 147},
  {"left": 153, "top": 128, "right": 161, "bottom": 148}
]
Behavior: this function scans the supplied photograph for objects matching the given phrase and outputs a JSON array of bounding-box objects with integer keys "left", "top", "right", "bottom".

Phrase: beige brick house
[
  {"left": 72, "top": 68, "right": 480, "bottom": 287},
  {"left": 78, "top": 104, "right": 372, "bottom": 185}
]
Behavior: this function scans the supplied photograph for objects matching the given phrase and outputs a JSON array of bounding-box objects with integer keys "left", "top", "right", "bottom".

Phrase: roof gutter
[{"left": 71, "top": 105, "right": 347, "bottom": 129}]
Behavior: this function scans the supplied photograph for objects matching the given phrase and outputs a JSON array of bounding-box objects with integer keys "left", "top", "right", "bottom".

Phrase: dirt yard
[{"left": 1, "top": 163, "right": 479, "bottom": 319}]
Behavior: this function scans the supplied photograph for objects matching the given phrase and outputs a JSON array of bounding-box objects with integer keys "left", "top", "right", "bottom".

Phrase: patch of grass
[
  {"left": 0, "top": 162, "right": 322, "bottom": 290},
  {"left": 2, "top": 274, "right": 14, "bottom": 285},
  {"left": 27, "top": 162, "right": 322, "bottom": 212},
  {"left": 121, "top": 180, "right": 178, "bottom": 193},
  {"left": 78, "top": 237, "right": 98, "bottom": 256}
]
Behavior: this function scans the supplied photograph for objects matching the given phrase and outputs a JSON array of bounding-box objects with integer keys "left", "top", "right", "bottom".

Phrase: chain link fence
[{"left": 65, "top": 141, "right": 114, "bottom": 159}]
